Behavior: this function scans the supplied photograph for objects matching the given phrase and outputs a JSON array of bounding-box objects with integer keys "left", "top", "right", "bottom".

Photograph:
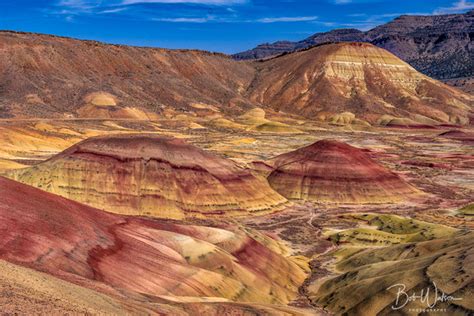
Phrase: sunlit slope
[
  {"left": 248, "top": 42, "right": 473, "bottom": 126},
  {"left": 309, "top": 214, "right": 471, "bottom": 315},
  {"left": 0, "top": 176, "right": 306, "bottom": 309},
  {"left": 0, "top": 31, "right": 254, "bottom": 119},
  {"left": 8, "top": 134, "right": 288, "bottom": 219},
  {"left": 1, "top": 32, "right": 471, "bottom": 127},
  {"left": 0, "top": 259, "right": 310, "bottom": 315}
]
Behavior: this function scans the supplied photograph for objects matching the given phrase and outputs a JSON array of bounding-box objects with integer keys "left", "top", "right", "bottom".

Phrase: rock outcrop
[
  {"left": 8, "top": 134, "right": 287, "bottom": 219},
  {"left": 267, "top": 140, "right": 420, "bottom": 204}
]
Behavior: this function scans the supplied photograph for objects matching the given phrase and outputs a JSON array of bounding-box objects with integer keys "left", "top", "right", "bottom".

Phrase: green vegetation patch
[
  {"left": 458, "top": 204, "right": 474, "bottom": 216},
  {"left": 327, "top": 213, "right": 458, "bottom": 246}
]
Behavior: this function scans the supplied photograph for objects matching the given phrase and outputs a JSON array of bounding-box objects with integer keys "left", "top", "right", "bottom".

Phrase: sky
[{"left": 1, "top": 0, "right": 473, "bottom": 54}]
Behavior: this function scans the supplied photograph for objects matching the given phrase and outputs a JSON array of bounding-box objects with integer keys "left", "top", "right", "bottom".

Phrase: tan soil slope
[
  {"left": 1, "top": 33, "right": 471, "bottom": 127},
  {"left": 0, "top": 259, "right": 154, "bottom": 315},
  {"left": 247, "top": 42, "right": 473, "bottom": 125},
  {"left": 0, "top": 31, "right": 254, "bottom": 119},
  {"left": 0, "top": 246, "right": 309, "bottom": 315}
]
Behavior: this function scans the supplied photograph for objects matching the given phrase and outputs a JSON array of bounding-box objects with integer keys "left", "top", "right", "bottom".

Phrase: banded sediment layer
[
  {"left": 0, "top": 176, "right": 306, "bottom": 313},
  {"left": 247, "top": 42, "right": 472, "bottom": 126},
  {"left": 267, "top": 140, "right": 420, "bottom": 204},
  {"left": 8, "top": 134, "right": 287, "bottom": 219}
]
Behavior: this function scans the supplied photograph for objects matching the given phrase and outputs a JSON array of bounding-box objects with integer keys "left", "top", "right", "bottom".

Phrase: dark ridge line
[
  {"left": 0, "top": 29, "right": 230, "bottom": 58},
  {"left": 253, "top": 41, "right": 364, "bottom": 63}
]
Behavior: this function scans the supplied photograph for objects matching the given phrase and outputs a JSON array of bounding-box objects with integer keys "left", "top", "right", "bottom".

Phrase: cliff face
[
  {"left": 247, "top": 43, "right": 473, "bottom": 125},
  {"left": 267, "top": 140, "right": 420, "bottom": 204},
  {"left": 8, "top": 134, "right": 288, "bottom": 219},
  {"left": 234, "top": 10, "right": 474, "bottom": 93},
  {"left": 237, "top": 29, "right": 365, "bottom": 60},
  {"left": 367, "top": 12, "right": 474, "bottom": 81}
]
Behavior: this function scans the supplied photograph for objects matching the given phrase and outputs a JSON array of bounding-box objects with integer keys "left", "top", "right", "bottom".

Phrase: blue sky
[{"left": 1, "top": 0, "right": 473, "bottom": 53}]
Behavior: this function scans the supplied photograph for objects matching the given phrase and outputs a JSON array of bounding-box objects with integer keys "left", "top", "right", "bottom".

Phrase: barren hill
[
  {"left": 248, "top": 42, "right": 473, "bottom": 125},
  {"left": 0, "top": 31, "right": 472, "bottom": 126},
  {"left": 0, "top": 31, "right": 255, "bottom": 119},
  {"left": 0, "top": 176, "right": 307, "bottom": 314},
  {"left": 234, "top": 10, "right": 474, "bottom": 93},
  {"left": 311, "top": 230, "right": 474, "bottom": 314},
  {"left": 267, "top": 139, "right": 420, "bottom": 204},
  {"left": 7, "top": 134, "right": 287, "bottom": 218}
]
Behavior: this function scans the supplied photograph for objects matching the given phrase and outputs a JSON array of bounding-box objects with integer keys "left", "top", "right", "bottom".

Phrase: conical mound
[
  {"left": 8, "top": 134, "right": 287, "bottom": 219},
  {"left": 248, "top": 42, "right": 473, "bottom": 126},
  {"left": 267, "top": 139, "right": 420, "bottom": 204}
]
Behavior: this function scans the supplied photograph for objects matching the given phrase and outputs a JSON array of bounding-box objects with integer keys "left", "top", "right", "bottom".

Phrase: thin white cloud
[
  {"left": 99, "top": 7, "right": 128, "bottom": 13},
  {"left": 434, "top": 0, "right": 474, "bottom": 14},
  {"left": 312, "top": 11, "right": 431, "bottom": 31},
  {"left": 151, "top": 15, "right": 319, "bottom": 24},
  {"left": 257, "top": 16, "right": 318, "bottom": 23},
  {"left": 333, "top": 0, "right": 352, "bottom": 4},
  {"left": 58, "top": 0, "right": 247, "bottom": 11},
  {"left": 58, "top": 0, "right": 98, "bottom": 9},
  {"left": 153, "top": 16, "right": 211, "bottom": 22},
  {"left": 123, "top": 0, "right": 246, "bottom": 4}
]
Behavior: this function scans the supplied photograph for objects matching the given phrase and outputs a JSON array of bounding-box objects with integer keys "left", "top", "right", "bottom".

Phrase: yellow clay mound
[
  {"left": 238, "top": 108, "right": 268, "bottom": 125},
  {"left": 190, "top": 102, "right": 220, "bottom": 112},
  {"left": 238, "top": 108, "right": 302, "bottom": 133},
  {"left": 325, "top": 213, "right": 458, "bottom": 246},
  {"left": 458, "top": 204, "right": 474, "bottom": 216},
  {"left": 84, "top": 92, "right": 117, "bottom": 106},
  {"left": 121, "top": 107, "right": 158, "bottom": 120},
  {"left": 209, "top": 118, "right": 247, "bottom": 130},
  {"left": 188, "top": 122, "right": 206, "bottom": 129},
  {"left": 377, "top": 115, "right": 419, "bottom": 126},
  {"left": 329, "top": 112, "right": 355, "bottom": 125},
  {"left": 248, "top": 121, "right": 302, "bottom": 134},
  {"left": 77, "top": 105, "right": 156, "bottom": 120},
  {"left": 80, "top": 92, "right": 161, "bottom": 119},
  {"left": 229, "top": 138, "right": 257, "bottom": 145}
]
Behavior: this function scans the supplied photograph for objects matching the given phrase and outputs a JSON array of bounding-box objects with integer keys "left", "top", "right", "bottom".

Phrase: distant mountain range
[{"left": 234, "top": 10, "right": 474, "bottom": 93}]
